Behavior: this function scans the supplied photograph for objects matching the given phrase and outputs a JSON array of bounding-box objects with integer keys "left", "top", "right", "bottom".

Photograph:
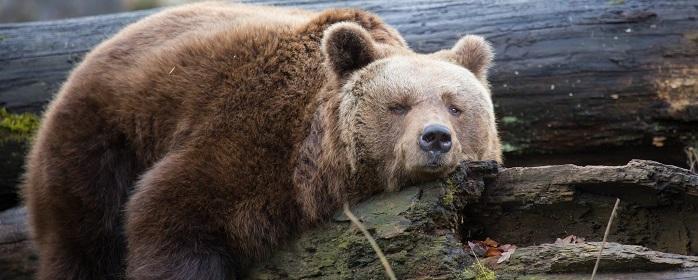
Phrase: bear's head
[
  {"left": 294, "top": 21, "right": 502, "bottom": 220},
  {"left": 321, "top": 22, "right": 501, "bottom": 192}
]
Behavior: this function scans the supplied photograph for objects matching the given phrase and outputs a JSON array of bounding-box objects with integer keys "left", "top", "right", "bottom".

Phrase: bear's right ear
[
  {"left": 322, "top": 22, "right": 379, "bottom": 78},
  {"left": 436, "top": 35, "right": 494, "bottom": 82}
]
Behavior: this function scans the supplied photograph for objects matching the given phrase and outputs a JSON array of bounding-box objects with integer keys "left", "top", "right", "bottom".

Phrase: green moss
[
  {"left": 455, "top": 268, "right": 477, "bottom": 280},
  {"left": 607, "top": 0, "right": 624, "bottom": 5},
  {"left": 336, "top": 235, "right": 352, "bottom": 250},
  {"left": 471, "top": 262, "right": 496, "bottom": 280},
  {"left": 500, "top": 116, "right": 521, "bottom": 125},
  {"left": 251, "top": 184, "right": 471, "bottom": 279},
  {"left": 126, "top": 0, "right": 160, "bottom": 10},
  {"left": 0, "top": 34, "right": 6, "bottom": 42},
  {"left": 0, "top": 108, "right": 40, "bottom": 142},
  {"left": 501, "top": 142, "right": 522, "bottom": 153},
  {"left": 442, "top": 179, "right": 456, "bottom": 206}
]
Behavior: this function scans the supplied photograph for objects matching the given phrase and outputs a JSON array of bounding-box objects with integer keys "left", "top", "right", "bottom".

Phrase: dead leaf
[
  {"left": 497, "top": 245, "right": 517, "bottom": 264},
  {"left": 499, "top": 244, "right": 513, "bottom": 251},
  {"left": 555, "top": 235, "right": 585, "bottom": 245},
  {"left": 483, "top": 237, "right": 499, "bottom": 247},
  {"left": 468, "top": 241, "right": 487, "bottom": 257},
  {"left": 469, "top": 237, "right": 518, "bottom": 264},
  {"left": 485, "top": 247, "right": 502, "bottom": 257}
]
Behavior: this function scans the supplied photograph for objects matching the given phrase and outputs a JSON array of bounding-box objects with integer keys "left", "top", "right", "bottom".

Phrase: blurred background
[{"left": 0, "top": 0, "right": 202, "bottom": 23}]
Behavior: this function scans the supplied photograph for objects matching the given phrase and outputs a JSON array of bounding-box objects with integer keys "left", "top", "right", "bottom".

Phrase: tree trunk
[{"left": 3, "top": 160, "right": 698, "bottom": 279}]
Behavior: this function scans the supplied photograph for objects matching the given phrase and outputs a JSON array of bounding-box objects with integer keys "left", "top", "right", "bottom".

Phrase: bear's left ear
[
  {"left": 322, "top": 22, "right": 379, "bottom": 78},
  {"left": 437, "top": 35, "right": 494, "bottom": 82}
]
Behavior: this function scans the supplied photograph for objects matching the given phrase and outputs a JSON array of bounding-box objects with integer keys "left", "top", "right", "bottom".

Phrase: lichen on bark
[
  {"left": 249, "top": 182, "right": 476, "bottom": 279},
  {"left": 0, "top": 108, "right": 39, "bottom": 143}
]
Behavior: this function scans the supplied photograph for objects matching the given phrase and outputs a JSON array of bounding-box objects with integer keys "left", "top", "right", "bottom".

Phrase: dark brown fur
[{"left": 22, "top": 2, "right": 499, "bottom": 279}]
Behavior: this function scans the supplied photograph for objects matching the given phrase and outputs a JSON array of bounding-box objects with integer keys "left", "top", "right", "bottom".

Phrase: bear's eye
[
  {"left": 448, "top": 106, "right": 462, "bottom": 116},
  {"left": 389, "top": 105, "right": 410, "bottom": 115}
]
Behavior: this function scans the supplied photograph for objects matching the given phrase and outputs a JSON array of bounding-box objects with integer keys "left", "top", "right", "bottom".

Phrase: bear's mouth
[
  {"left": 426, "top": 158, "right": 443, "bottom": 169},
  {"left": 422, "top": 152, "right": 448, "bottom": 172}
]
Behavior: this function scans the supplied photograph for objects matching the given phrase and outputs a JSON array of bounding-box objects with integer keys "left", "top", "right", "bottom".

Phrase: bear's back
[
  {"left": 88, "top": 3, "right": 313, "bottom": 69},
  {"left": 51, "top": 3, "right": 325, "bottom": 163}
]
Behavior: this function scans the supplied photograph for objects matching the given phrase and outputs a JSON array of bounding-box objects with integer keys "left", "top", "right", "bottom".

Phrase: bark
[
  {"left": 2, "top": 160, "right": 698, "bottom": 279},
  {"left": 499, "top": 242, "right": 698, "bottom": 279},
  {"left": 486, "top": 159, "right": 698, "bottom": 206},
  {"left": 0, "top": 207, "right": 34, "bottom": 280},
  {"left": 464, "top": 160, "right": 698, "bottom": 256}
]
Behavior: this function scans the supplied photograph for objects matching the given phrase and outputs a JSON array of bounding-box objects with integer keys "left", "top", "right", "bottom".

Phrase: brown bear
[{"left": 21, "top": 2, "right": 501, "bottom": 279}]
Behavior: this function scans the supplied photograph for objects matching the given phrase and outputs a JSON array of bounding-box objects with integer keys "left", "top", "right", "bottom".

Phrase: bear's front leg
[{"left": 125, "top": 153, "right": 238, "bottom": 280}]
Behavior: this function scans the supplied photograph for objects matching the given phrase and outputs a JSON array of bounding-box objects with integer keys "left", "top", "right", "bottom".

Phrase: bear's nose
[{"left": 419, "top": 124, "right": 452, "bottom": 154}]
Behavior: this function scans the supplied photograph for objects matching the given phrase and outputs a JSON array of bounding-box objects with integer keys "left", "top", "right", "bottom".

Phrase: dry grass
[
  {"left": 591, "top": 198, "right": 621, "bottom": 280},
  {"left": 467, "top": 246, "right": 496, "bottom": 280}
]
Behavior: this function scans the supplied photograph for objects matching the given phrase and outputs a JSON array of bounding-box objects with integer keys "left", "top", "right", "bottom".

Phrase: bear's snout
[{"left": 418, "top": 124, "right": 452, "bottom": 154}]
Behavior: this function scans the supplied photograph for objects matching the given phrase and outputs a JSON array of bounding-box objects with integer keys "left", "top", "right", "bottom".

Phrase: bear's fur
[{"left": 22, "top": 2, "right": 501, "bottom": 279}]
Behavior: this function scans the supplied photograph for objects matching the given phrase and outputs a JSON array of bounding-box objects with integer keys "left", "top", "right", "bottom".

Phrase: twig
[
  {"left": 591, "top": 198, "right": 621, "bottom": 280},
  {"left": 469, "top": 246, "right": 483, "bottom": 266},
  {"left": 343, "top": 203, "right": 397, "bottom": 280}
]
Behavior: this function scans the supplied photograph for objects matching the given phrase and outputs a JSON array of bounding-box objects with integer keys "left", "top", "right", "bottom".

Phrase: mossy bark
[
  {"left": 250, "top": 186, "right": 471, "bottom": 279},
  {"left": 249, "top": 161, "right": 498, "bottom": 279},
  {"left": 3, "top": 161, "right": 698, "bottom": 279}
]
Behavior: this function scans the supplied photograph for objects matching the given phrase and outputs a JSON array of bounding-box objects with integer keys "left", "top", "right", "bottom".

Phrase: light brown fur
[{"left": 22, "top": 2, "right": 500, "bottom": 279}]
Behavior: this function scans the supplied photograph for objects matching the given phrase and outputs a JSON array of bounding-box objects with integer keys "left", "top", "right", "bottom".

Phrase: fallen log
[
  {"left": 498, "top": 242, "right": 698, "bottom": 279},
  {"left": 0, "top": 207, "right": 33, "bottom": 280},
  {"left": 2, "top": 160, "right": 697, "bottom": 279},
  {"left": 465, "top": 159, "right": 698, "bottom": 255}
]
